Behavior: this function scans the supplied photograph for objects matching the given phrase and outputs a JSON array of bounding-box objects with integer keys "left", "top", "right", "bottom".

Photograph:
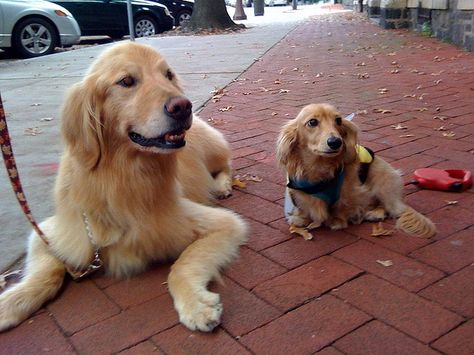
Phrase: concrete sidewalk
[
  {"left": 0, "top": 4, "right": 341, "bottom": 271},
  {"left": 1, "top": 8, "right": 474, "bottom": 355}
]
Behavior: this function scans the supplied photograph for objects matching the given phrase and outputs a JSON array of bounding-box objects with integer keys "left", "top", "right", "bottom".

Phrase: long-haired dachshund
[{"left": 276, "top": 103, "right": 436, "bottom": 239}]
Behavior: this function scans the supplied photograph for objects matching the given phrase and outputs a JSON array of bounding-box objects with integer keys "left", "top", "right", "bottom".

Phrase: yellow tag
[{"left": 355, "top": 144, "right": 373, "bottom": 164}]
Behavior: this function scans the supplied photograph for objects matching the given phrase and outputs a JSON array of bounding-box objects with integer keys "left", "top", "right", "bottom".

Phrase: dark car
[
  {"left": 151, "top": 0, "right": 193, "bottom": 26},
  {"left": 50, "top": 0, "right": 174, "bottom": 39}
]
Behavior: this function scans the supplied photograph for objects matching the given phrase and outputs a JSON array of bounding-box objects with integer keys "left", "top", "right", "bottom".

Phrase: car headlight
[{"left": 54, "top": 9, "right": 72, "bottom": 17}]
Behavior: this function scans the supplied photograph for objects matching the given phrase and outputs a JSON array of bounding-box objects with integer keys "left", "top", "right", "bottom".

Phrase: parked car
[
  {"left": 0, "top": 0, "right": 81, "bottom": 58},
  {"left": 49, "top": 0, "right": 174, "bottom": 39},
  {"left": 150, "top": 0, "right": 193, "bottom": 26}
]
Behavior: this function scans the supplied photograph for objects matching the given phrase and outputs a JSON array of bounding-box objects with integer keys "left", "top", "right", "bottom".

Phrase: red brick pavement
[{"left": 1, "top": 12, "right": 474, "bottom": 354}]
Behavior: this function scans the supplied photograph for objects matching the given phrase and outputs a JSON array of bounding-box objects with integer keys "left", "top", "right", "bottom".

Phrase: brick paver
[{"left": 1, "top": 10, "right": 474, "bottom": 354}]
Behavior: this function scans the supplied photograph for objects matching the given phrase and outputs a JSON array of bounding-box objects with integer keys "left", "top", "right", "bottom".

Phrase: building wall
[{"left": 408, "top": 0, "right": 474, "bottom": 50}]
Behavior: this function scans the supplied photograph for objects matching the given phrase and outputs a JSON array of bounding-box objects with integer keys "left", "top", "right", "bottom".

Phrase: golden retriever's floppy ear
[
  {"left": 340, "top": 118, "right": 359, "bottom": 164},
  {"left": 61, "top": 80, "right": 105, "bottom": 170},
  {"left": 276, "top": 119, "right": 299, "bottom": 172}
]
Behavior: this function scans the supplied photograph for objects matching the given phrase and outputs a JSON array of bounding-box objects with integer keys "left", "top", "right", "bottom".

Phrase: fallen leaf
[
  {"left": 242, "top": 92, "right": 251, "bottom": 95},
  {"left": 399, "top": 134, "right": 415, "bottom": 138},
  {"left": 391, "top": 61, "right": 398, "bottom": 65},
  {"left": 404, "top": 94, "right": 416, "bottom": 98},
  {"left": 271, "top": 112, "right": 278, "bottom": 116},
  {"left": 289, "top": 225, "right": 313, "bottom": 241},
  {"left": 416, "top": 85, "right": 423, "bottom": 90},
  {"left": 388, "top": 52, "right": 397, "bottom": 56},
  {"left": 391, "top": 69, "right": 400, "bottom": 74},
  {"left": 39, "top": 117, "right": 54, "bottom": 122},
  {"left": 418, "top": 93, "right": 428, "bottom": 100},
  {"left": 279, "top": 89, "right": 290, "bottom": 94},
  {"left": 434, "top": 115, "right": 448, "bottom": 121},
  {"left": 435, "top": 107, "right": 442, "bottom": 112},
  {"left": 373, "top": 109, "right": 392, "bottom": 114},
  {"left": 376, "top": 259, "right": 393, "bottom": 267},
  {"left": 416, "top": 107, "right": 428, "bottom": 112},
  {"left": 259, "top": 87, "right": 269, "bottom": 92},
  {"left": 391, "top": 124, "right": 408, "bottom": 130},
  {"left": 24, "top": 127, "right": 42, "bottom": 136},
  {"left": 357, "top": 73, "right": 370, "bottom": 79},
  {"left": 435, "top": 126, "right": 447, "bottom": 131},
  {"left": 446, "top": 200, "right": 458, "bottom": 205},
  {"left": 274, "top": 79, "right": 282, "bottom": 84},
  {"left": 218, "top": 106, "right": 234, "bottom": 112},
  {"left": 434, "top": 79, "right": 442, "bottom": 85},
  {"left": 442, "top": 131, "right": 456, "bottom": 138},
  {"left": 371, "top": 222, "right": 393, "bottom": 237},
  {"left": 356, "top": 62, "right": 366, "bottom": 66},
  {"left": 31, "top": 103, "right": 42, "bottom": 107},
  {"left": 356, "top": 109, "right": 368, "bottom": 115},
  {"left": 378, "top": 88, "right": 389, "bottom": 94},
  {"left": 252, "top": 79, "right": 263, "bottom": 83},
  {"left": 232, "top": 178, "right": 246, "bottom": 189},
  {"left": 234, "top": 174, "right": 263, "bottom": 182}
]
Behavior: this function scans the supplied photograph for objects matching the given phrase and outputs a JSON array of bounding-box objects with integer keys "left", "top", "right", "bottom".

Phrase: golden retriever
[
  {"left": 0, "top": 42, "right": 247, "bottom": 332},
  {"left": 277, "top": 103, "right": 436, "bottom": 238}
]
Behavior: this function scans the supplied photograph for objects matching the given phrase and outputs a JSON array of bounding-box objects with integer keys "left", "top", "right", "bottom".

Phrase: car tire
[
  {"left": 134, "top": 15, "right": 158, "bottom": 37},
  {"left": 177, "top": 10, "right": 192, "bottom": 27},
  {"left": 12, "top": 17, "right": 59, "bottom": 58}
]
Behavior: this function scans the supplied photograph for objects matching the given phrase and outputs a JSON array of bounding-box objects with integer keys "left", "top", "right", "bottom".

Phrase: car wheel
[
  {"left": 134, "top": 16, "right": 157, "bottom": 37},
  {"left": 12, "top": 17, "right": 59, "bottom": 58},
  {"left": 177, "top": 10, "right": 192, "bottom": 26}
]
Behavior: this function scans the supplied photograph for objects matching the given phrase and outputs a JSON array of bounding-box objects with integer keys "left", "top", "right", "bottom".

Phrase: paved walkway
[{"left": 2, "top": 10, "right": 474, "bottom": 354}]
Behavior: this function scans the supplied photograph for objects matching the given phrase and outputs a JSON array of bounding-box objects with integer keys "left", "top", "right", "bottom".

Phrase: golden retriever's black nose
[
  {"left": 327, "top": 136, "right": 342, "bottom": 150},
  {"left": 165, "top": 96, "right": 192, "bottom": 121}
]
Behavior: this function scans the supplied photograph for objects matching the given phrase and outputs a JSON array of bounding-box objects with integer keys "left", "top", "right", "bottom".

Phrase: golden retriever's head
[
  {"left": 276, "top": 103, "right": 359, "bottom": 171},
  {"left": 61, "top": 42, "right": 192, "bottom": 169}
]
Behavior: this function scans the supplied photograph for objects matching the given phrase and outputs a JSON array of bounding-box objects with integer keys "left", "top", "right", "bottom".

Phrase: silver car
[{"left": 0, "top": 0, "right": 81, "bottom": 58}]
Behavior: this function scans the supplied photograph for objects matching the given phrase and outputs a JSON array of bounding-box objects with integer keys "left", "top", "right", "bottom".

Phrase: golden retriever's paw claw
[{"left": 177, "top": 291, "right": 223, "bottom": 332}]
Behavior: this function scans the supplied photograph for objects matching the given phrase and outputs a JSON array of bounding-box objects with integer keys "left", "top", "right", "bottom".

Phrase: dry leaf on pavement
[
  {"left": 232, "top": 178, "right": 246, "bottom": 189},
  {"left": 218, "top": 106, "right": 234, "bottom": 112},
  {"left": 373, "top": 108, "right": 392, "bottom": 114},
  {"left": 391, "top": 124, "right": 408, "bottom": 130},
  {"left": 399, "top": 134, "right": 415, "bottom": 138},
  {"left": 446, "top": 200, "right": 458, "bottom": 205},
  {"left": 279, "top": 89, "right": 290, "bottom": 94},
  {"left": 371, "top": 222, "right": 393, "bottom": 237},
  {"left": 376, "top": 259, "right": 393, "bottom": 267},
  {"left": 24, "top": 127, "right": 42, "bottom": 136},
  {"left": 442, "top": 131, "right": 456, "bottom": 138},
  {"left": 416, "top": 107, "right": 428, "bottom": 112},
  {"left": 289, "top": 225, "right": 313, "bottom": 241}
]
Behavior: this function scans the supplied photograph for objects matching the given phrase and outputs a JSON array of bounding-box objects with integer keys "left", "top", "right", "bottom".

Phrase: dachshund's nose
[
  {"left": 327, "top": 136, "right": 342, "bottom": 150},
  {"left": 164, "top": 96, "right": 192, "bottom": 121}
]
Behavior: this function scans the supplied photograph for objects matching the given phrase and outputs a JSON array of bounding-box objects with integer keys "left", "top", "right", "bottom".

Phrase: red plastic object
[{"left": 413, "top": 168, "right": 472, "bottom": 192}]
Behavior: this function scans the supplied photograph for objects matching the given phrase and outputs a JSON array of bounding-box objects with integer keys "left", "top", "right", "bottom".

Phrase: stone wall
[{"left": 367, "top": 0, "right": 474, "bottom": 50}]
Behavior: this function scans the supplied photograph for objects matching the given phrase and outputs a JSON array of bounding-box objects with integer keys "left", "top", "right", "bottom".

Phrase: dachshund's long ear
[
  {"left": 340, "top": 118, "right": 359, "bottom": 164},
  {"left": 276, "top": 119, "right": 299, "bottom": 173},
  {"left": 61, "top": 79, "right": 105, "bottom": 170}
]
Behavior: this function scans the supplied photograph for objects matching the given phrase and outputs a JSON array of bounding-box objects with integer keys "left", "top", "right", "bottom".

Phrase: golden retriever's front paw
[
  {"left": 213, "top": 173, "right": 233, "bottom": 199},
  {"left": 0, "top": 293, "right": 24, "bottom": 332},
  {"left": 175, "top": 290, "right": 223, "bottom": 332}
]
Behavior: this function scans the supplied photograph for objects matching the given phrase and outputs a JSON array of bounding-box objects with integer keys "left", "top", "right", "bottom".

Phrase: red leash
[{"left": 0, "top": 93, "right": 49, "bottom": 245}]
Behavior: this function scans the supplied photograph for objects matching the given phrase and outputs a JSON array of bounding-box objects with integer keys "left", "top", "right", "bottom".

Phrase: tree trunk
[{"left": 187, "top": 0, "right": 239, "bottom": 31}]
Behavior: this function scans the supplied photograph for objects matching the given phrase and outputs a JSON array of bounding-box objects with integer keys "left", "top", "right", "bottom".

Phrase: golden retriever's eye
[
  {"left": 336, "top": 116, "right": 342, "bottom": 125},
  {"left": 307, "top": 118, "right": 319, "bottom": 127},
  {"left": 165, "top": 69, "right": 174, "bottom": 81},
  {"left": 117, "top": 76, "right": 136, "bottom": 88}
]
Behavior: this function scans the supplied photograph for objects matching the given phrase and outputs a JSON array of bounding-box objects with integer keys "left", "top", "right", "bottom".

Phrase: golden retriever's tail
[{"left": 396, "top": 206, "right": 436, "bottom": 238}]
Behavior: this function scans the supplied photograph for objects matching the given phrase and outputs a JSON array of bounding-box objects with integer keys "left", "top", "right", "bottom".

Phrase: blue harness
[{"left": 287, "top": 167, "right": 345, "bottom": 208}]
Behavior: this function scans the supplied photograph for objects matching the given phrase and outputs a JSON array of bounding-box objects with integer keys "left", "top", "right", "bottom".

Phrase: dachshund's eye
[
  {"left": 165, "top": 69, "right": 174, "bottom": 81},
  {"left": 117, "top": 76, "right": 136, "bottom": 88},
  {"left": 336, "top": 116, "right": 342, "bottom": 125},
  {"left": 307, "top": 118, "right": 319, "bottom": 127}
]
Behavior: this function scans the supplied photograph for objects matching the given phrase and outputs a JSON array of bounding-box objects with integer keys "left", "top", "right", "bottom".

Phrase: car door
[{"left": 53, "top": 0, "right": 127, "bottom": 36}]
